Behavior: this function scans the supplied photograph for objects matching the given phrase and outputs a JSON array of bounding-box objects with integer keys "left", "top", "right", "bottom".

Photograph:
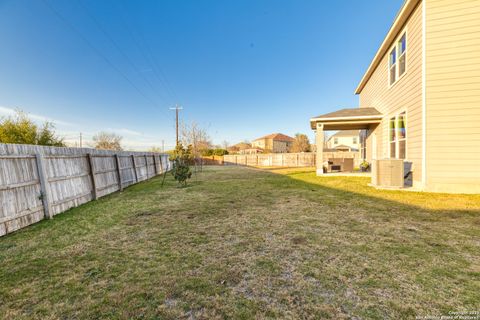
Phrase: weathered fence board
[
  {"left": 0, "top": 143, "right": 171, "bottom": 237},
  {"left": 224, "top": 152, "right": 361, "bottom": 168}
]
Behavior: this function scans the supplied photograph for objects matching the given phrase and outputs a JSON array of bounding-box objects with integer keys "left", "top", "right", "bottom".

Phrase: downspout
[{"left": 421, "top": 0, "right": 427, "bottom": 189}]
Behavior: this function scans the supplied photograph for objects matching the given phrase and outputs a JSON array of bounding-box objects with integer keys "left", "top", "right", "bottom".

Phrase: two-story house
[
  {"left": 252, "top": 133, "right": 294, "bottom": 153},
  {"left": 310, "top": 0, "right": 480, "bottom": 193},
  {"left": 326, "top": 130, "right": 360, "bottom": 151}
]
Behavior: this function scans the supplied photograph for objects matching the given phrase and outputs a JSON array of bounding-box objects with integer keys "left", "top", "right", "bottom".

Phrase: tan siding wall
[
  {"left": 272, "top": 140, "right": 292, "bottom": 153},
  {"left": 252, "top": 140, "right": 266, "bottom": 149},
  {"left": 252, "top": 139, "right": 291, "bottom": 153},
  {"left": 425, "top": 0, "right": 480, "bottom": 193},
  {"left": 359, "top": 3, "right": 424, "bottom": 187}
]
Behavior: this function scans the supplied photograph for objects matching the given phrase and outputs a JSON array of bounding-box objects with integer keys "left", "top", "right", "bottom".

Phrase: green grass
[{"left": 1, "top": 166, "right": 479, "bottom": 319}]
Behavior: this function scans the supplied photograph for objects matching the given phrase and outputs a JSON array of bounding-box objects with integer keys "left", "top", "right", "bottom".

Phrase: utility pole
[
  {"left": 79, "top": 132, "right": 83, "bottom": 148},
  {"left": 162, "top": 139, "right": 165, "bottom": 152},
  {"left": 169, "top": 104, "right": 183, "bottom": 146}
]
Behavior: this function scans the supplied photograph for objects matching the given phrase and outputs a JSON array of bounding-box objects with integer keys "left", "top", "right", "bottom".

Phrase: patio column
[{"left": 316, "top": 123, "right": 324, "bottom": 175}]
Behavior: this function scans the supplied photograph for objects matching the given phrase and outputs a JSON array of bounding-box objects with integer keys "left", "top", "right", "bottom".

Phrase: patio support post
[{"left": 316, "top": 123, "right": 324, "bottom": 175}]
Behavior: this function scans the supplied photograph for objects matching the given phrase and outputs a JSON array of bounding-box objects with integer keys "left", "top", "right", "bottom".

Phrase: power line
[
  {"left": 139, "top": 35, "right": 180, "bottom": 103},
  {"left": 76, "top": 0, "right": 171, "bottom": 110},
  {"left": 117, "top": 9, "right": 175, "bottom": 103},
  {"left": 117, "top": 0, "right": 180, "bottom": 104},
  {"left": 41, "top": 0, "right": 163, "bottom": 112}
]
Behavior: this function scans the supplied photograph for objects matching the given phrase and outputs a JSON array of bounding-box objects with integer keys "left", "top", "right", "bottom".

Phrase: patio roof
[{"left": 310, "top": 107, "right": 383, "bottom": 130}]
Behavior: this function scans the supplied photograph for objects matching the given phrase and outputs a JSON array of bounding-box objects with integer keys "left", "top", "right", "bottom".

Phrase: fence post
[
  {"left": 256, "top": 155, "right": 259, "bottom": 166},
  {"left": 132, "top": 155, "right": 138, "bottom": 182},
  {"left": 87, "top": 153, "right": 98, "bottom": 200},
  {"left": 35, "top": 153, "right": 52, "bottom": 219},
  {"left": 296, "top": 153, "right": 299, "bottom": 167},
  {"left": 153, "top": 154, "right": 158, "bottom": 175},
  {"left": 144, "top": 154, "right": 149, "bottom": 178},
  {"left": 281, "top": 154, "right": 284, "bottom": 167},
  {"left": 159, "top": 155, "right": 164, "bottom": 173},
  {"left": 115, "top": 154, "right": 123, "bottom": 191}
]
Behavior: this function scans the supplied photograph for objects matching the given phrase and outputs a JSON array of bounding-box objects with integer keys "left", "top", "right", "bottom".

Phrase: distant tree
[
  {"left": 214, "top": 148, "right": 228, "bottom": 156},
  {"left": 201, "top": 148, "right": 228, "bottom": 156},
  {"left": 180, "top": 121, "right": 211, "bottom": 159},
  {"left": 93, "top": 132, "right": 123, "bottom": 150},
  {"left": 0, "top": 110, "right": 65, "bottom": 146},
  {"left": 201, "top": 149, "right": 212, "bottom": 156},
  {"left": 290, "top": 133, "right": 311, "bottom": 152},
  {"left": 148, "top": 146, "right": 162, "bottom": 153},
  {"left": 221, "top": 140, "right": 229, "bottom": 149}
]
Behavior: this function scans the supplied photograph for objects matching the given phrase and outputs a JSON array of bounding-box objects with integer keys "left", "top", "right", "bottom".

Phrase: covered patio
[{"left": 310, "top": 107, "right": 383, "bottom": 175}]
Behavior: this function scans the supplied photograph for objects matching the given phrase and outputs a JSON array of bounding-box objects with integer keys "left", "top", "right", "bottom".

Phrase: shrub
[
  {"left": 170, "top": 143, "right": 193, "bottom": 187},
  {"left": 213, "top": 148, "right": 228, "bottom": 156},
  {"left": 200, "top": 148, "right": 228, "bottom": 157},
  {"left": 360, "top": 160, "right": 370, "bottom": 172},
  {"left": 0, "top": 110, "right": 65, "bottom": 146}
]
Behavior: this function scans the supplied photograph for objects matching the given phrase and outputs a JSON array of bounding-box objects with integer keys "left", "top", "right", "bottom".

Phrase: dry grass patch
[{"left": 0, "top": 166, "right": 479, "bottom": 319}]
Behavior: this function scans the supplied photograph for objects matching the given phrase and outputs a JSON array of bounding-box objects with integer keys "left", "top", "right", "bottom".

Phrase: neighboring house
[
  {"left": 239, "top": 148, "right": 263, "bottom": 155},
  {"left": 227, "top": 142, "right": 251, "bottom": 154},
  {"left": 310, "top": 0, "right": 480, "bottom": 193},
  {"left": 252, "top": 133, "right": 294, "bottom": 153},
  {"left": 326, "top": 130, "right": 360, "bottom": 151}
]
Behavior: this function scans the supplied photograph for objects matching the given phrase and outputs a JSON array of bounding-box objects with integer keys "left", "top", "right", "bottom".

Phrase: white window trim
[
  {"left": 388, "top": 29, "right": 408, "bottom": 89},
  {"left": 389, "top": 47, "right": 397, "bottom": 86},
  {"left": 388, "top": 110, "right": 408, "bottom": 160}
]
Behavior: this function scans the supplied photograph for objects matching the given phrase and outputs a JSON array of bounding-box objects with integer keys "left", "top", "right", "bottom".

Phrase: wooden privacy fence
[
  {"left": 223, "top": 152, "right": 361, "bottom": 168},
  {"left": 200, "top": 156, "right": 224, "bottom": 165},
  {"left": 0, "top": 143, "right": 171, "bottom": 237}
]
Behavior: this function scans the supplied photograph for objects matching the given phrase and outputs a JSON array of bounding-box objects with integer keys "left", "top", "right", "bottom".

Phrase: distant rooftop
[
  {"left": 254, "top": 133, "right": 294, "bottom": 142},
  {"left": 228, "top": 142, "right": 251, "bottom": 150}
]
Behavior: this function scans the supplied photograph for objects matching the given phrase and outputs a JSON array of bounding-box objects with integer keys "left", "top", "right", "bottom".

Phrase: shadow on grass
[{"left": 258, "top": 165, "right": 480, "bottom": 215}]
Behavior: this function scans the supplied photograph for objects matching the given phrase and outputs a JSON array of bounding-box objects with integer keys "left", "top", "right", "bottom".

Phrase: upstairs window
[
  {"left": 389, "top": 49, "right": 396, "bottom": 85},
  {"left": 389, "top": 32, "right": 407, "bottom": 86},
  {"left": 398, "top": 34, "right": 407, "bottom": 77}
]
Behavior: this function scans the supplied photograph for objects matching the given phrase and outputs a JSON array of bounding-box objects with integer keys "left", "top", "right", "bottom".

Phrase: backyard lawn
[{"left": 1, "top": 166, "right": 479, "bottom": 319}]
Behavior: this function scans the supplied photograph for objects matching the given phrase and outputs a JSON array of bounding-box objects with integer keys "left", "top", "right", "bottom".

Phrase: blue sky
[{"left": 0, "top": 0, "right": 403, "bottom": 150}]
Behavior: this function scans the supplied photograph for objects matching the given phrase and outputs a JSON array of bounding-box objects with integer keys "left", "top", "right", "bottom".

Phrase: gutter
[{"left": 354, "top": 0, "right": 422, "bottom": 94}]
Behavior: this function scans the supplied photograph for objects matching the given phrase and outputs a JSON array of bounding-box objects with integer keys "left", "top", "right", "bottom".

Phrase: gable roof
[
  {"left": 228, "top": 142, "right": 251, "bottom": 150},
  {"left": 310, "top": 107, "right": 383, "bottom": 130},
  {"left": 354, "top": 0, "right": 421, "bottom": 94},
  {"left": 253, "top": 133, "right": 294, "bottom": 142}
]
